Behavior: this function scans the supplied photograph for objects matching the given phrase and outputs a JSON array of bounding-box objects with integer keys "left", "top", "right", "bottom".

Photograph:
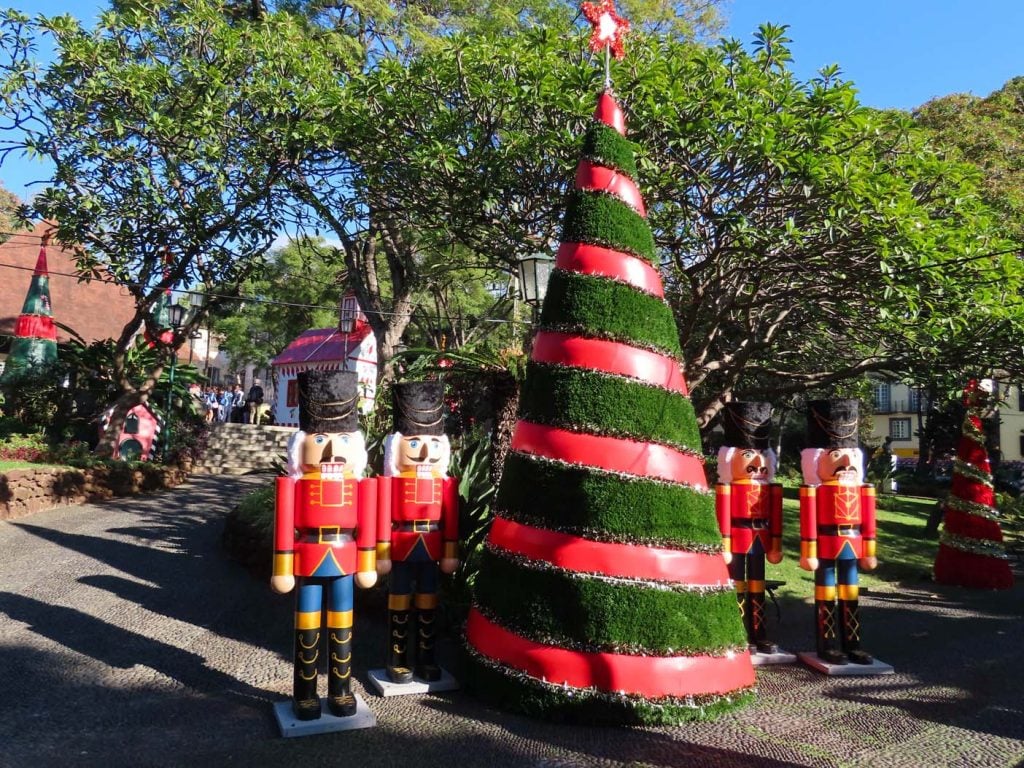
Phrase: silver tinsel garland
[
  {"left": 485, "top": 541, "right": 734, "bottom": 594},
  {"left": 496, "top": 506, "right": 723, "bottom": 554},
  {"left": 540, "top": 321, "right": 684, "bottom": 372},
  {"left": 952, "top": 457, "right": 994, "bottom": 488},
  {"left": 509, "top": 449, "right": 713, "bottom": 493},
  {"left": 471, "top": 603, "right": 747, "bottom": 659},
  {"left": 944, "top": 495, "right": 1001, "bottom": 522},
  {"left": 464, "top": 641, "right": 756, "bottom": 711},
  {"left": 939, "top": 529, "right": 1010, "bottom": 560}
]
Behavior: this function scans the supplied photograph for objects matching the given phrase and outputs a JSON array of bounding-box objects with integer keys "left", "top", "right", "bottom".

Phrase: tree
[
  {"left": 465, "top": 88, "right": 753, "bottom": 725},
  {"left": 212, "top": 238, "right": 344, "bottom": 373},
  {"left": 0, "top": 182, "right": 25, "bottom": 244},
  {"left": 0, "top": 2, "right": 344, "bottom": 454},
  {"left": 293, "top": 24, "right": 1024, "bottom": 423},
  {"left": 915, "top": 77, "right": 1024, "bottom": 241}
]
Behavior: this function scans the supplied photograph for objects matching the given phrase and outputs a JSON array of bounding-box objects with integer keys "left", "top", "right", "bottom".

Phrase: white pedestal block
[
  {"left": 366, "top": 667, "right": 460, "bottom": 697},
  {"left": 797, "top": 652, "right": 894, "bottom": 676},
  {"left": 751, "top": 648, "right": 798, "bottom": 666},
  {"left": 273, "top": 694, "right": 376, "bottom": 738}
]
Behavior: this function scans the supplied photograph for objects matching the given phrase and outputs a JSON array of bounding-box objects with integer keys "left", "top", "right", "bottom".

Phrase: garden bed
[{"left": 0, "top": 462, "right": 190, "bottom": 521}]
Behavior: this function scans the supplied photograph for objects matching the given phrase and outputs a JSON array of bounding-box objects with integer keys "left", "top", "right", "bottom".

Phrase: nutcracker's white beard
[
  {"left": 383, "top": 432, "right": 451, "bottom": 478},
  {"left": 715, "top": 446, "right": 777, "bottom": 484},
  {"left": 801, "top": 447, "right": 864, "bottom": 486},
  {"left": 286, "top": 430, "right": 367, "bottom": 480}
]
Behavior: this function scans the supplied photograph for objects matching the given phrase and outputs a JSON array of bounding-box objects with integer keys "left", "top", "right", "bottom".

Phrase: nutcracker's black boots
[
  {"left": 815, "top": 600, "right": 848, "bottom": 665},
  {"left": 387, "top": 609, "right": 414, "bottom": 684},
  {"left": 751, "top": 591, "right": 779, "bottom": 655},
  {"left": 292, "top": 628, "right": 322, "bottom": 720},
  {"left": 327, "top": 626, "right": 357, "bottom": 717},
  {"left": 414, "top": 608, "right": 441, "bottom": 682},
  {"left": 840, "top": 600, "right": 874, "bottom": 665}
]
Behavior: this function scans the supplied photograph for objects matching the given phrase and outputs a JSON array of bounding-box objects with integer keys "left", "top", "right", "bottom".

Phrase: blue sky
[
  {"left": 3, "top": 1, "right": 1023, "bottom": 199},
  {"left": 725, "top": 0, "right": 1024, "bottom": 110}
]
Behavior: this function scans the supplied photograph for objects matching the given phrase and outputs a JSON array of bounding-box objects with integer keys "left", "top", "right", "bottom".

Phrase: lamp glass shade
[
  {"left": 167, "top": 303, "right": 187, "bottom": 329},
  {"left": 518, "top": 253, "right": 554, "bottom": 306}
]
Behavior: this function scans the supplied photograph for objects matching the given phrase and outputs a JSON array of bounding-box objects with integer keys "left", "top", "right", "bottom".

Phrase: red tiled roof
[
  {"left": 271, "top": 325, "right": 373, "bottom": 366},
  {"left": 0, "top": 222, "right": 137, "bottom": 344}
]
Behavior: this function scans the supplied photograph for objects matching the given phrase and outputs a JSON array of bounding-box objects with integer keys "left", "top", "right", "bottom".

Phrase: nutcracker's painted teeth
[{"left": 320, "top": 462, "right": 347, "bottom": 476}]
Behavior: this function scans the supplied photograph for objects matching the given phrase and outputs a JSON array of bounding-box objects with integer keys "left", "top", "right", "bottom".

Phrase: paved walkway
[{"left": 0, "top": 475, "right": 1021, "bottom": 768}]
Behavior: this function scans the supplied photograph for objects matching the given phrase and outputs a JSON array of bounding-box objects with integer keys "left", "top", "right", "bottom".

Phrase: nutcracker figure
[
  {"left": 272, "top": 369, "right": 377, "bottom": 720},
  {"left": 377, "top": 381, "right": 459, "bottom": 684},
  {"left": 715, "top": 401, "right": 784, "bottom": 655},
  {"left": 799, "top": 399, "right": 877, "bottom": 665}
]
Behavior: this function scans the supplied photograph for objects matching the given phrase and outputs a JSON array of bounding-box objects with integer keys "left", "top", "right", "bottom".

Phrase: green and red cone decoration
[
  {"left": 933, "top": 379, "right": 1014, "bottom": 590},
  {"left": 464, "top": 2, "right": 754, "bottom": 725},
  {"left": 5, "top": 235, "right": 58, "bottom": 375}
]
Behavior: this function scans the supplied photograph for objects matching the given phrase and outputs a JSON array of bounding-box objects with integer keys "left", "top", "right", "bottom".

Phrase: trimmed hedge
[
  {"left": 581, "top": 122, "right": 638, "bottom": 179},
  {"left": 463, "top": 645, "right": 754, "bottom": 726},
  {"left": 496, "top": 452, "right": 721, "bottom": 548},
  {"left": 474, "top": 547, "right": 746, "bottom": 655},
  {"left": 561, "top": 190, "right": 656, "bottom": 263},
  {"left": 540, "top": 270, "right": 681, "bottom": 357},
  {"left": 518, "top": 362, "right": 701, "bottom": 452}
]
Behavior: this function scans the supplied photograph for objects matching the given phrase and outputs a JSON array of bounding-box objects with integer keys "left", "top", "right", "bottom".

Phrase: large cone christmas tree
[
  {"left": 933, "top": 380, "right": 1014, "bottom": 590},
  {"left": 4, "top": 241, "right": 58, "bottom": 376},
  {"left": 464, "top": 56, "right": 754, "bottom": 724}
]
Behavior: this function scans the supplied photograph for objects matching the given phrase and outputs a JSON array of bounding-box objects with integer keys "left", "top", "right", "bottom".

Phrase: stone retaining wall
[{"left": 0, "top": 464, "right": 190, "bottom": 521}]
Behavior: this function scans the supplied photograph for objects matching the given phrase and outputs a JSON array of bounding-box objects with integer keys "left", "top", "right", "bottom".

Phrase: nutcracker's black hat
[
  {"left": 806, "top": 399, "right": 859, "bottom": 449},
  {"left": 393, "top": 380, "right": 445, "bottom": 436},
  {"left": 722, "top": 401, "right": 772, "bottom": 450},
  {"left": 297, "top": 369, "right": 359, "bottom": 433}
]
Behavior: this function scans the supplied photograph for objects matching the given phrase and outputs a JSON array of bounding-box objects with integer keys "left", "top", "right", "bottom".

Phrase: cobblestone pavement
[{"left": 0, "top": 475, "right": 1021, "bottom": 768}]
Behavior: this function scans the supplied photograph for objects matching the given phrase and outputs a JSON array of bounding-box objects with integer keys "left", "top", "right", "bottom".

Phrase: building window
[
  {"left": 1018, "top": 385, "right": 1024, "bottom": 412},
  {"left": 874, "top": 382, "right": 892, "bottom": 413},
  {"left": 287, "top": 379, "right": 299, "bottom": 408},
  {"left": 889, "top": 417, "right": 912, "bottom": 441},
  {"left": 908, "top": 388, "right": 924, "bottom": 413}
]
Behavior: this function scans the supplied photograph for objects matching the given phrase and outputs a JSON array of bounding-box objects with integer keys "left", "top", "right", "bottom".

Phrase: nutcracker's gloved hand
[
  {"left": 799, "top": 556, "right": 818, "bottom": 572},
  {"left": 767, "top": 549, "right": 783, "bottom": 565},
  {"left": 859, "top": 556, "right": 877, "bottom": 571},
  {"left": 376, "top": 558, "right": 392, "bottom": 576},
  {"left": 355, "top": 571, "right": 378, "bottom": 588},
  {"left": 271, "top": 574, "right": 295, "bottom": 594},
  {"left": 440, "top": 557, "right": 459, "bottom": 575},
  {"left": 722, "top": 550, "right": 732, "bottom": 565}
]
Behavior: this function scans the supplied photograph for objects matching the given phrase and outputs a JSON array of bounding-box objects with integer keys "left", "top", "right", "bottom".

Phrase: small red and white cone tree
[{"left": 933, "top": 379, "right": 1014, "bottom": 590}]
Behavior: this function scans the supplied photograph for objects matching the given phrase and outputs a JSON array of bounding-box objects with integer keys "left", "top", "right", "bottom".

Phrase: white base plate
[
  {"left": 797, "top": 652, "right": 894, "bottom": 676},
  {"left": 273, "top": 694, "right": 376, "bottom": 738},
  {"left": 366, "top": 667, "right": 460, "bottom": 697},
  {"left": 751, "top": 648, "right": 797, "bottom": 666}
]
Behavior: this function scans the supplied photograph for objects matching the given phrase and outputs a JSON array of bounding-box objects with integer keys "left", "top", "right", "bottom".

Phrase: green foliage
[
  {"left": 0, "top": 432, "right": 49, "bottom": 463},
  {"left": 581, "top": 122, "right": 638, "bottom": 179},
  {"left": 561, "top": 190, "right": 656, "bottom": 263},
  {"left": 497, "top": 452, "right": 720, "bottom": 548},
  {"left": 0, "top": 363, "right": 66, "bottom": 437},
  {"left": 212, "top": 237, "right": 343, "bottom": 372},
  {"left": 475, "top": 547, "right": 745, "bottom": 654},
  {"left": 443, "top": 428, "right": 498, "bottom": 619},
  {"left": 462, "top": 653, "right": 753, "bottom": 725},
  {"left": 235, "top": 483, "right": 276, "bottom": 537},
  {"left": 518, "top": 362, "right": 701, "bottom": 451},
  {"left": 540, "top": 270, "right": 682, "bottom": 356}
]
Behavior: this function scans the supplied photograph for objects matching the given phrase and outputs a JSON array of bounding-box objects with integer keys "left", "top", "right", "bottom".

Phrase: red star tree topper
[{"left": 582, "top": 0, "right": 630, "bottom": 59}]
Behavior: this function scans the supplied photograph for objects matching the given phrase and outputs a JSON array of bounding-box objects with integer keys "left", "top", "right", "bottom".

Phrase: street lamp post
[
  {"left": 517, "top": 252, "right": 554, "bottom": 323},
  {"left": 163, "top": 302, "right": 187, "bottom": 460}
]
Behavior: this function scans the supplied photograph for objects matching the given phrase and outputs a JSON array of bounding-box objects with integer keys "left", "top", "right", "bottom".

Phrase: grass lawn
[
  {"left": 0, "top": 460, "right": 48, "bottom": 472},
  {"left": 767, "top": 490, "right": 941, "bottom": 598}
]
